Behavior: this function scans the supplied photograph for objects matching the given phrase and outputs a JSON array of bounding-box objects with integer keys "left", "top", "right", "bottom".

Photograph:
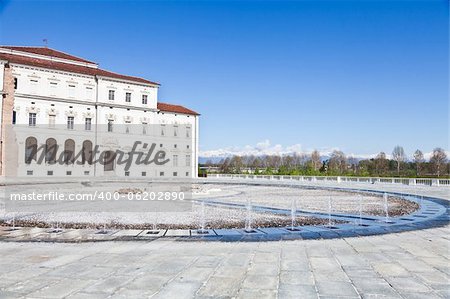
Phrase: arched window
[
  {"left": 82, "top": 140, "right": 93, "bottom": 165},
  {"left": 45, "top": 138, "right": 57, "bottom": 164},
  {"left": 25, "top": 137, "right": 37, "bottom": 164},
  {"left": 64, "top": 139, "right": 75, "bottom": 165}
]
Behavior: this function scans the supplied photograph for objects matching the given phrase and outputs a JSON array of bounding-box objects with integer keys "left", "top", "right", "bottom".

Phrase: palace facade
[{"left": 0, "top": 46, "right": 199, "bottom": 178}]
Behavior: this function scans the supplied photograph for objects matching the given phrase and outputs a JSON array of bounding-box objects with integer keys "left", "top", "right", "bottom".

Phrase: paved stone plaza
[{"left": 0, "top": 182, "right": 448, "bottom": 298}]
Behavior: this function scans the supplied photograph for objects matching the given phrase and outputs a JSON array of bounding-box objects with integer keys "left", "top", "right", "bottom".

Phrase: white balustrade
[{"left": 207, "top": 174, "right": 449, "bottom": 187}]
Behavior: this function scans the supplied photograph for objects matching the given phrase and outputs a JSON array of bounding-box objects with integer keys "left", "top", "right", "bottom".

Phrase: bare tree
[
  {"left": 291, "top": 153, "right": 303, "bottom": 169},
  {"left": 250, "top": 156, "right": 262, "bottom": 171},
  {"left": 282, "top": 155, "right": 294, "bottom": 170},
  {"left": 328, "top": 150, "right": 347, "bottom": 174},
  {"left": 272, "top": 155, "right": 282, "bottom": 169},
  {"left": 311, "top": 150, "right": 321, "bottom": 171},
  {"left": 259, "top": 155, "right": 268, "bottom": 169},
  {"left": 413, "top": 149, "right": 425, "bottom": 176},
  {"left": 297, "top": 153, "right": 308, "bottom": 168},
  {"left": 374, "top": 152, "right": 389, "bottom": 176},
  {"left": 219, "top": 157, "right": 231, "bottom": 173},
  {"left": 230, "top": 155, "right": 243, "bottom": 173},
  {"left": 430, "top": 148, "right": 447, "bottom": 177},
  {"left": 392, "top": 146, "right": 406, "bottom": 175},
  {"left": 265, "top": 155, "right": 274, "bottom": 169},
  {"left": 347, "top": 156, "right": 359, "bottom": 174},
  {"left": 243, "top": 155, "right": 255, "bottom": 171}
]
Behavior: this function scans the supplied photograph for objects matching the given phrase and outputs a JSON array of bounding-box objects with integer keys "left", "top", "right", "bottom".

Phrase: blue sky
[{"left": 0, "top": 0, "right": 448, "bottom": 158}]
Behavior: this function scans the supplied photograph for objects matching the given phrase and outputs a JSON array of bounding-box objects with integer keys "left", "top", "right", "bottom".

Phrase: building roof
[
  {"left": 157, "top": 102, "right": 200, "bottom": 115},
  {"left": 0, "top": 46, "right": 160, "bottom": 86},
  {"left": 1, "top": 46, "right": 96, "bottom": 64},
  {"left": 0, "top": 46, "right": 199, "bottom": 115}
]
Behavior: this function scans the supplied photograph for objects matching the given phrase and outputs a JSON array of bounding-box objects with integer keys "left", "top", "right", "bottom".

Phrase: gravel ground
[
  {"left": 0, "top": 208, "right": 333, "bottom": 230},
  {"left": 194, "top": 183, "right": 419, "bottom": 217},
  {"left": 0, "top": 182, "right": 418, "bottom": 229}
]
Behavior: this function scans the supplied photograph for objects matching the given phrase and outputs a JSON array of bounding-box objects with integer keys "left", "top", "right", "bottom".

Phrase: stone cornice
[
  {"left": 14, "top": 93, "right": 160, "bottom": 112},
  {"left": 97, "top": 76, "right": 159, "bottom": 88},
  {"left": 96, "top": 101, "right": 159, "bottom": 112},
  {"left": 15, "top": 93, "right": 96, "bottom": 106},
  {"left": 11, "top": 63, "right": 95, "bottom": 80}
]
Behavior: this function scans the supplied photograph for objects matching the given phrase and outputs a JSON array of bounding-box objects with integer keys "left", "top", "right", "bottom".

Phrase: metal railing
[{"left": 207, "top": 174, "right": 450, "bottom": 187}]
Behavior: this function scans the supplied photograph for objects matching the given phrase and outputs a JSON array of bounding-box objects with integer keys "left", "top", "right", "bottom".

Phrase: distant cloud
[
  {"left": 200, "top": 140, "right": 303, "bottom": 158},
  {"left": 200, "top": 140, "right": 340, "bottom": 158},
  {"left": 200, "top": 140, "right": 450, "bottom": 161},
  {"left": 256, "top": 139, "right": 271, "bottom": 150}
]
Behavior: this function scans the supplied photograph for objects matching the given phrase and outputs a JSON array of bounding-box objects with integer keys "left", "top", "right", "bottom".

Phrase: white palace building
[{"left": 0, "top": 46, "right": 199, "bottom": 178}]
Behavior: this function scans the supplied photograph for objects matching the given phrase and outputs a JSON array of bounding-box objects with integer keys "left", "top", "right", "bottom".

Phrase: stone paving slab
[
  {"left": 0, "top": 225, "right": 449, "bottom": 298},
  {"left": 110, "top": 229, "right": 144, "bottom": 237},
  {"left": 0, "top": 183, "right": 449, "bottom": 298},
  {"left": 165, "top": 229, "right": 191, "bottom": 237}
]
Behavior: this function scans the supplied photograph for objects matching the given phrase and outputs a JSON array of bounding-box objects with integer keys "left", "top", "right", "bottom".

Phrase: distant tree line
[{"left": 203, "top": 147, "right": 449, "bottom": 178}]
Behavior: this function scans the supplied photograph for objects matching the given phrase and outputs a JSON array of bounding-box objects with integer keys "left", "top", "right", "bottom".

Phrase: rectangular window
[
  {"left": 174, "top": 144, "right": 177, "bottom": 149},
  {"left": 186, "top": 127, "right": 191, "bottom": 138},
  {"left": 186, "top": 155, "right": 191, "bottom": 167},
  {"left": 27, "top": 170, "right": 33, "bottom": 176},
  {"left": 66, "top": 171, "right": 72, "bottom": 176},
  {"left": 68, "top": 84, "right": 76, "bottom": 97},
  {"left": 142, "top": 172, "right": 146, "bottom": 177},
  {"left": 30, "top": 79, "right": 38, "bottom": 94},
  {"left": 125, "top": 171, "right": 130, "bottom": 177},
  {"left": 49, "top": 115, "right": 56, "bottom": 128},
  {"left": 186, "top": 172, "right": 189, "bottom": 176},
  {"left": 173, "top": 172, "right": 178, "bottom": 177},
  {"left": 125, "top": 92, "right": 131, "bottom": 102},
  {"left": 29, "top": 113, "right": 36, "bottom": 127},
  {"left": 174, "top": 125, "right": 178, "bottom": 137},
  {"left": 14, "top": 78, "right": 18, "bottom": 89},
  {"left": 47, "top": 171, "right": 53, "bottom": 176},
  {"left": 142, "top": 124, "right": 147, "bottom": 135},
  {"left": 49, "top": 82, "right": 58, "bottom": 96},
  {"left": 108, "top": 120, "right": 114, "bottom": 132},
  {"left": 84, "top": 171, "right": 90, "bottom": 175},
  {"left": 108, "top": 90, "right": 115, "bottom": 101},
  {"left": 161, "top": 124, "right": 165, "bottom": 136},
  {"left": 12, "top": 111, "right": 16, "bottom": 124},
  {"left": 86, "top": 87, "right": 93, "bottom": 98},
  {"left": 160, "top": 171, "right": 164, "bottom": 176},
  {"left": 173, "top": 155, "right": 178, "bottom": 167},
  {"left": 67, "top": 116, "right": 74, "bottom": 130},
  {"left": 85, "top": 118, "right": 92, "bottom": 131},
  {"left": 142, "top": 95, "right": 148, "bottom": 104}
]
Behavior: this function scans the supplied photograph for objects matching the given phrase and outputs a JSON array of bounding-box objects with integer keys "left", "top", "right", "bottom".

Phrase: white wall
[
  {"left": 97, "top": 78, "right": 158, "bottom": 109},
  {"left": 7, "top": 63, "right": 198, "bottom": 178},
  {"left": 12, "top": 65, "right": 96, "bottom": 104}
]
